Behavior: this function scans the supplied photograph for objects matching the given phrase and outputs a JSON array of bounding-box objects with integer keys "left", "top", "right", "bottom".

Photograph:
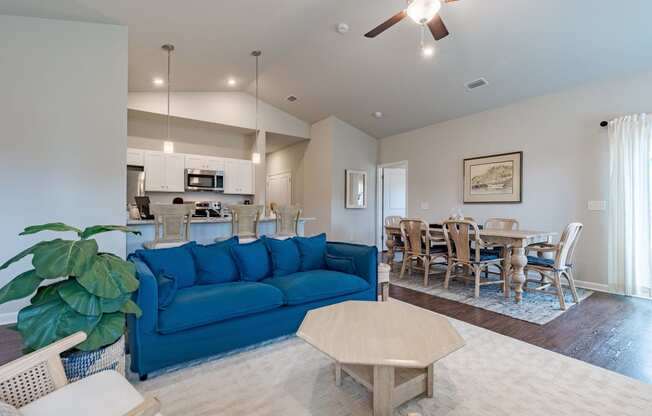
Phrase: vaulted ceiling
[{"left": 3, "top": 0, "right": 652, "bottom": 138}]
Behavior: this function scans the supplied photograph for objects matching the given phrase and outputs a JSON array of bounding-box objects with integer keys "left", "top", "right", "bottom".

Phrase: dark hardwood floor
[
  {"left": 2, "top": 276, "right": 651, "bottom": 386},
  {"left": 391, "top": 283, "right": 652, "bottom": 384}
]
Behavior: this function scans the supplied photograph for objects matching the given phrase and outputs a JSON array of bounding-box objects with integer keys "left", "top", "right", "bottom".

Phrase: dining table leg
[
  {"left": 501, "top": 246, "right": 511, "bottom": 299},
  {"left": 510, "top": 243, "right": 528, "bottom": 303}
]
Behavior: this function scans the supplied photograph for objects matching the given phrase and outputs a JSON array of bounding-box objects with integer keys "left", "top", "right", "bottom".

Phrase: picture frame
[
  {"left": 345, "top": 170, "right": 367, "bottom": 209},
  {"left": 463, "top": 151, "right": 522, "bottom": 204}
]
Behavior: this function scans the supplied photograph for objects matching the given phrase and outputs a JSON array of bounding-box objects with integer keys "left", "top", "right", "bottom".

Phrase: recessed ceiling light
[
  {"left": 227, "top": 78, "right": 237, "bottom": 87},
  {"left": 336, "top": 23, "right": 350, "bottom": 34},
  {"left": 286, "top": 95, "right": 298, "bottom": 103},
  {"left": 372, "top": 111, "right": 384, "bottom": 119},
  {"left": 153, "top": 77, "right": 164, "bottom": 86},
  {"left": 421, "top": 45, "right": 435, "bottom": 58}
]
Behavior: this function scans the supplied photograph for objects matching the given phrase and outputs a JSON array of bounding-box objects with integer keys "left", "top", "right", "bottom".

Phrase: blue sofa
[{"left": 127, "top": 236, "right": 377, "bottom": 379}]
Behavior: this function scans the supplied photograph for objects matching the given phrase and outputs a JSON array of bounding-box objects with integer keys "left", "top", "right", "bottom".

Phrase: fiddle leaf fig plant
[{"left": 0, "top": 223, "right": 142, "bottom": 352}]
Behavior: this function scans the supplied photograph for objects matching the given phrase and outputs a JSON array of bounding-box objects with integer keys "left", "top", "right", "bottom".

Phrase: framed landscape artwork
[{"left": 463, "top": 151, "right": 522, "bottom": 203}]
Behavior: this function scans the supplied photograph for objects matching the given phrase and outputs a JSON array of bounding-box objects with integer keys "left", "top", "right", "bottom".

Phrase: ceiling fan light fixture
[
  {"left": 421, "top": 45, "right": 435, "bottom": 57},
  {"left": 407, "top": 0, "right": 442, "bottom": 25}
]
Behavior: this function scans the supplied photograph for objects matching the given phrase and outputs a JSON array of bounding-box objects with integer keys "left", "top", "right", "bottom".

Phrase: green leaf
[
  {"left": 31, "top": 282, "right": 62, "bottom": 305},
  {"left": 32, "top": 239, "right": 98, "bottom": 279},
  {"left": 20, "top": 223, "right": 82, "bottom": 236},
  {"left": 57, "top": 280, "right": 129, "bottom": 316},
  {"left": 0, "top": 270, "right": 42, "bottom": 304},
  {"left": 0, "top": 241, "right": 47, "bottom": 271},
  {"left": 80, "top": 225, "right": 141, "bottom": 240},
  {"left": 17, "top": 296, "right": 100, "bottom": 351},
  {"left": 76, "top": 312, "right": 125, "bottom": 351},
  {"left": 120, "top": 299, "right": 142, "bottom": 318},
  {"left": 77, "top": 254, "right": 138, "bottom": 299}
]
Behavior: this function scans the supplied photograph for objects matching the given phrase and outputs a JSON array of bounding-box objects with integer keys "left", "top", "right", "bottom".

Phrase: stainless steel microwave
[{"left": 185, "top": 169, "right": 224, "bottom": 192}]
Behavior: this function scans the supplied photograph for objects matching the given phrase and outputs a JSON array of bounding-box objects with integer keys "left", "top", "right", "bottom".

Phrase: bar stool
[
  {"left": 272, "top": 205, "right": 302, "bottom": 239},
  {"left": 230, "top": 205, "right": 263, "bottom": 243},
  {"left": 143, "top": 203, "right": 194, "bottom": 249}
]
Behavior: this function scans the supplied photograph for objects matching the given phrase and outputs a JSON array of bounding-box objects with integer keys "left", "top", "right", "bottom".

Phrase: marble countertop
[{"left": 127, "top": 216, "right": 315, "bottom": 226}]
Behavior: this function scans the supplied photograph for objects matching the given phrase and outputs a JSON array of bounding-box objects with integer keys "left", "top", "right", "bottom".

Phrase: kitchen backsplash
[{"left": 145, "top": 191, "right": 248, "bottom": 207}]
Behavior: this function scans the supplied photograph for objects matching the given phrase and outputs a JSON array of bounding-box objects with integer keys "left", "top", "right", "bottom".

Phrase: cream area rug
[{"left": 132, "top": 311, "right": 651, "bottom": 415}]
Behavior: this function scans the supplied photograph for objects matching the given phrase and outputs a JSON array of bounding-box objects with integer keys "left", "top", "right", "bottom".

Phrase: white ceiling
[{"left": 3, "top": 0, "right": 652, "bottom": 138}]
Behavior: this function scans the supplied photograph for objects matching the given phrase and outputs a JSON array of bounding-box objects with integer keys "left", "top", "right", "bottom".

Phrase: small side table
[{"left": 377, "top": 263, "right": 391, "bottom": 301}]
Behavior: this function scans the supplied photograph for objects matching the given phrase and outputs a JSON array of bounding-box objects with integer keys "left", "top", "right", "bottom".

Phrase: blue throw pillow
[
  {"left": 325, "top": 254, "right": 357, "bottom": 275},
  {"left": 190, "top": 237, "right": 240, "bottom": 284},
  {"left": 264, "top": 237, "right": 300, "bottom": 277},
  {"left": 156, "top": 273, "right": 177, "bottom": 310},
  {"left": 135, "top": 242, "right": 197, "bottom": 289},
  {"left": 294, "top": 233, "right": 327, "bottom": 271},
  {"left": 231, "top": 239, "right": 272, "bottom": 281}
]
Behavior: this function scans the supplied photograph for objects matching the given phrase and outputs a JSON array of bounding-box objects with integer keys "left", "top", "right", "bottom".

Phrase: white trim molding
[{"left": 0, "top": 311, "right": 18, "bottom": 325}]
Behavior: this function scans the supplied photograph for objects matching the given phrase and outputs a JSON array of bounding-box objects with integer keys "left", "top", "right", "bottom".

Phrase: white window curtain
[{"left": 608, "top": 113, "right": 652, "bottom": 298}]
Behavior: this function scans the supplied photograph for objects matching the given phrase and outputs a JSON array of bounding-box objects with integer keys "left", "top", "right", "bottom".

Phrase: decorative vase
[{"left": 61, "top": 335, "right": 125, "bottom": 383}]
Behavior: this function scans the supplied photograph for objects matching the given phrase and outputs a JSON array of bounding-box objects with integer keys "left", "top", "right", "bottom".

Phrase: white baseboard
[
  {"left": 572, "top": 280, "right": 613, "bottom": 294},
  {"left": 0, "top": 311, "right": 17, "bottom": 325}
]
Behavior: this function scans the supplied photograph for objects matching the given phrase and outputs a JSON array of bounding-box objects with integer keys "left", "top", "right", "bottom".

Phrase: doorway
[
  {"left": 267, "top": 172, "right": 292, "bottom": 209},
  {"left": 376, "top": 162, "right": 408, "bottom": 249}
]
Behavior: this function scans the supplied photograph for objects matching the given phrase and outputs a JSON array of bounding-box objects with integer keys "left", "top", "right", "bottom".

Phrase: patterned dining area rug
[{"left": 389, "top": 266, "right": 593, "bottom": 325}]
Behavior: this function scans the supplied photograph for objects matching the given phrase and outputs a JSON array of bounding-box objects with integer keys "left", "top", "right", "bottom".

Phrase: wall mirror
[{"left": 345, "top": 170, "right": 367, "bottom": 209}]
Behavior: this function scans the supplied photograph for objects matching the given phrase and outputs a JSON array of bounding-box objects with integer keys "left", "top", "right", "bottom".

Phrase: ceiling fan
[{"left": 364, "top": 0, "right": 459, "bottom": 41}]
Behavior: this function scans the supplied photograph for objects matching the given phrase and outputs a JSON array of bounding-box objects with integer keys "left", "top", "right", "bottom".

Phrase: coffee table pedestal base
[{"left": 336, "top": 363, "right": 434, "bottom": 416}]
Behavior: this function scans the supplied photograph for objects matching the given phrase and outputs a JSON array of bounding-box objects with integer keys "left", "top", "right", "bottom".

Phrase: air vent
[
  {"left": 465, "top": 77, "right": 489, "bottom": 91},
  {"left": 286, "top": 95, "right": 298, "bottom": 102}
]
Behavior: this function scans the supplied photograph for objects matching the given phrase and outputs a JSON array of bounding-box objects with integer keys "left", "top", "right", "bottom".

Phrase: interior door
[
  {"left": 382, "top": 167, "right": 407, "bottom": 246},
  {"left": 267, "top": 173, "right": 292, "bottom": 208}
]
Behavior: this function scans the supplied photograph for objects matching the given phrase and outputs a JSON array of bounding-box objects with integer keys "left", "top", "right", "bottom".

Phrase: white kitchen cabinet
[
  {"left": 185, "top": 155, "right": 225, "bottom": 171},
  {"left": 126, "top": 148, "right": 145, "bottom": 166},
  {"left": 224, "top": 158, "right": 254, "bottom": 195},
  {"left": 145, "top": 151, "right": 185, "bottom": 192}
]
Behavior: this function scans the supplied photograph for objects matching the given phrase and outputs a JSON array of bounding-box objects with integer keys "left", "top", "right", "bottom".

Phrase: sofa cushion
[
  {"left": 264, "top": 237, "right": 301, "bottom": 277},
  {"left": 20, "top": 370, "right": 145, "bottom": 416},
  {"left": 135, "top": 242, "right": 197, "bottom": 289},
  {"left": 190, "top": 237, "right": 240, "bottom": 284},
  {"left": 325, "top": 254, "right": 357, "bottom": 275},
  {"left": 231, "top": 239, "right": 272, "bottom": 281},
  {"left": 158, "top": 282, "right": 283, "bottom": 334},
  {"left": 156, "top": 272, "right": 177, "bottom": 310},
  {"left": 263, "top": 269, "right": 370, "bottom": 306},
  {"left": 294, "top": 233, "right": 327, "bottom": 271}
]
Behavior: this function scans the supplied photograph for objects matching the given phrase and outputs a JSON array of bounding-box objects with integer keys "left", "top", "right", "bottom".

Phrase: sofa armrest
[
  {"left": 129, "top": 257, "right": 158, "bottom": 334},
  {"left": 326, "top": 242, "right": 378, "bottom": 289}
]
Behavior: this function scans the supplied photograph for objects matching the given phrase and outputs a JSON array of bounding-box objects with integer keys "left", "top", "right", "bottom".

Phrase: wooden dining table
[{"left": 385, "top": 223, "right": 557, "bottom": 303}]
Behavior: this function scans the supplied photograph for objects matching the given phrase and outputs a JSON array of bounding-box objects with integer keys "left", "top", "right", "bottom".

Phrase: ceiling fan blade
[
  {"left": 364, "top": 10, "right": 407, "bottom": 38},
  {"left": 427, "top": 14, "right": 450, "bottom": 41}
]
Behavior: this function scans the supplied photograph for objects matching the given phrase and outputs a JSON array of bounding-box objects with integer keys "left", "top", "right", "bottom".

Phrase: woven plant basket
[{"left": 61, "top": 335, "right": 125, "bottom": 383}]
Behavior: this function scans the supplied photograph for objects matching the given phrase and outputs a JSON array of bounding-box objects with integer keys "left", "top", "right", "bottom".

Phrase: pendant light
[
  {"left": 251, "top": 50, "right": 262, "bottom": 164},
  {"left": 162, "top": 44, "right": 175, "bottom": 153}
]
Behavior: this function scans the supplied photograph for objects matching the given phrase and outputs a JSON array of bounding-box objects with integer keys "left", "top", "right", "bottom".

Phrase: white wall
[
  {"left": 128, "top": 110, "right": 254, "bottom": 159},
  {"left": 379, "top": 70, "right": 652, "bottom": 288},
  {"left": 128, "top": 92, "right": 310, "bottom": 139},
  {"left": 266, "top": 140, "right": 309, "bottom": 206},
  {"left": 330, "top": 118, "right": 378, "bottom": 245},
  {"left": 302, "top": 118, "right": 333, "bottom": 236},
  {"left": 0, "top": 15, "right": 127, "bottom": 323}
]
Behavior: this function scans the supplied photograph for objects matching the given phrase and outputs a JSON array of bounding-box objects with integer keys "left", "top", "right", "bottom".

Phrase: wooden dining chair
[
  {"left": 231, "top": 204, "right": 263, "bottom": 243},
  {"left": 272, "top": 205, "right": 302, "bottom": 239},
  {"left": 442, "top": 219, "right": 505, "bottom": 298},
  {"left": 143, "top": 203, "right": 194, "bottom": 249},
  {"left": 483, "top": 218, "right": 520, "bottom": 278},
  {"left": 399, "top": 219, "right": 447, "bottom": 286},
  {"left": 384, "top": 216, "right": 404, "bottom": 271},
  {"left": 524, "top": 222, "right": 583, "bottom": 310}
]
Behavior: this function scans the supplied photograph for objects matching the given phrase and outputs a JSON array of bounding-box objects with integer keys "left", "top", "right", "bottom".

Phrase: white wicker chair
[{"left": 0, "top": 332, "right": 161, "bottom": 416}]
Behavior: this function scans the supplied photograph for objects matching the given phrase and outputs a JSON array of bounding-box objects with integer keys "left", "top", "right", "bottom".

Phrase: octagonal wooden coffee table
[{"left": 298, "top": 301, "right": 465, "bottom": 416}]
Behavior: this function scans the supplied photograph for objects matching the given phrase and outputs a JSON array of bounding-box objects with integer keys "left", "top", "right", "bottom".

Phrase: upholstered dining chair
[
  {"left": 0, "top": 332, "right": 161, "bottom": 416},
  {"left": 442, "top": 219, "right": 505, "bottom": 298},
  {"left": 524, "top": 222, "right": 584, "bottom": 310},
  {"left": 384, "top": 215, "right": 405, "bottom": 271},
  {"left": 272, "top": 205, "right": 302, "bottom": 239},
  {"left": 399, "top": 219, "right": 447, "bottom": 286},
  {"left": 230, "top": 204, "right": 263, "bottom": 243},
  {"left": 143, "top": 203, "right": 194, "bottom": 249}
]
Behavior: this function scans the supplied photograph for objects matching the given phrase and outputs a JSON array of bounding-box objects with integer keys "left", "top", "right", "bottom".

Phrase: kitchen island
[{"left": 125, "top": 216, "right": 313, "bottom": 255}]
